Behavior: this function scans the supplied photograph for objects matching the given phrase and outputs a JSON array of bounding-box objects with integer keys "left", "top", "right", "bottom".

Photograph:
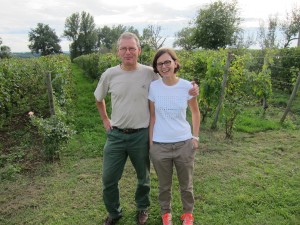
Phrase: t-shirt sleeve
[
  {"left": 148, "top": 82, "right": 155, "bottom": 102},
  {"left": 94, "top": 71, "right": 109, "bottom": 101}
]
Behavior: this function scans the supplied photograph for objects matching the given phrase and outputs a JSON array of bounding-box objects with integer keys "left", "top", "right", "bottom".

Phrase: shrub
[{"left": 29, "top": 113, "right": 75, "bottom": 161}]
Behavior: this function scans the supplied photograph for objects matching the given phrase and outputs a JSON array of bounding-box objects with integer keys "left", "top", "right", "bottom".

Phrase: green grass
[{"left": 1, "top": 65, "right": 299, "bottom": 225}]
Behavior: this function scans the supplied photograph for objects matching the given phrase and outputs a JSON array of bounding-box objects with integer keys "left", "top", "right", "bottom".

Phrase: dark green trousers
[{"left": 102, "top": 128, "right": 150, "bottom": 219}]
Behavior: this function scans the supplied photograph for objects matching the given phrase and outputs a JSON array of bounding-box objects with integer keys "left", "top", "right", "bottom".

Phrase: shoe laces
[
  {"left": 162, "top": 213, "right": 172, "bottom": 225},
  {"left": 181, "top": 213, "right": 194, "bottom": 225}
]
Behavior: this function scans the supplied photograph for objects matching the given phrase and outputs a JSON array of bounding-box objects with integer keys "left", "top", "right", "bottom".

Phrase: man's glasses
[
  {"left": 119, "top": 47, "right": 137, "bottom": 53},
  {"left": 157, "top": 60, "right": 172, "bottom": 67}
]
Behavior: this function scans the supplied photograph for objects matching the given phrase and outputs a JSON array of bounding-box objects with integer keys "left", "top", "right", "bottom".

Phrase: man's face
[{"left": 117, "top": 38, "right": 141, "bottom": 67}]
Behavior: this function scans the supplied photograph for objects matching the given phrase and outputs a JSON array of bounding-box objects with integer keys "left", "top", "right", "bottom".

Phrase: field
[{"left": 0, "top": 64, "right": 299, "bottom": 225}]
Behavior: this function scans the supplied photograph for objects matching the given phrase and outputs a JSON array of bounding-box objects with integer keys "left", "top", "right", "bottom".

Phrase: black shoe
[
  {"left": 137, "top": 210, "right": 148, "bottom": 225},
  {"left": 103, "top": 215, "right": 122, "bottom": 225}
]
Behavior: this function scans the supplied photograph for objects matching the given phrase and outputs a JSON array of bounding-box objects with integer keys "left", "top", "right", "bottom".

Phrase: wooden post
[
  {"left": 211, "top": 51, "right": 232, "bottom": 130},
  {"left": 46, "top": 73, "right": 55, "bottom": 116},
  {"left": 280, "top": 72, "right": 300, "bottom": 123}
]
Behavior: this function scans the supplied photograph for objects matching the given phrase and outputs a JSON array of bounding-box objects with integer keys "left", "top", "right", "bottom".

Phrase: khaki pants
[{"left": 149, "top": 139, "right": 196, "bottom": 214}]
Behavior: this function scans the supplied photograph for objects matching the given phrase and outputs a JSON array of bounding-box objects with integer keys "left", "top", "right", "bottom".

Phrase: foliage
[
  {"left": 0, "top": 55, "right": 74, "bottom": 127},
  {"left": 141, "top": 25, "right": 166, "bottom": 50},
  {"left": 29, "top": 114, "right": 75, "bottom": 161},
  {"left": 73, "top": 53, "right": 120, "bottom": 80},
  {"left": 173, "top": 27, "right": 197, "bottom": 50},
  {"left": 270, "top": 47, "right": 300, "bottom": 92},
  {"left": 199, "top": 50, "right": 226, "bottom": 122},
  {"left": 139, "top": 45, "right": 155, "bottom": 66},
  {"left": 280, "top": 4, "right": 300, "bottom": 48},
  {"left": 0, "top": 45, "right": 12, "bottom": 59},
  {"left": 98, "top": 53, "right": 120, "bottom": 76},
  {"left": 193, "top": 0, "right": 242, "bottom": 49},
  {"left": 73, "top": 53, "right": 100, "bottom": 79},
  {"left": 257, "top": 16, "right": 280, "bottom": 49},
  {"left": 64, "top": 11, "right": 98, "bottom": 60},
  {"left": 0, "top": 37, "right": 12, "bottom": 59},
  {"left": 28, "top": 23, "right": 62, "bottom": 56}
]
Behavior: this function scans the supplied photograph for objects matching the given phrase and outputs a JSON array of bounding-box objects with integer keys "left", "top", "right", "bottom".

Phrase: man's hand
[
  {"left": 189, "top": 81, "right": 199, "bottom": 97},
  {"left": 102, "top": 118, "right": 112, "bottom": 132}
]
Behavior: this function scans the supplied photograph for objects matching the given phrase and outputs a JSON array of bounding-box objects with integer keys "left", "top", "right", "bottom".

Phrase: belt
[
  {"left": 112, "top": 126, "right": 145, "bottom": 134},
  {"left": 153, "top": 140, "right": 187, "bottom": 145}
]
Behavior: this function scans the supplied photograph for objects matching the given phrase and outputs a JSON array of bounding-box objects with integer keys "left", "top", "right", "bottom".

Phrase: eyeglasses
[
  {"left": 157, "top": 60, "right": 172, "bottom": 67},
  {"left": 119, "top": 47, "right": 137, "bottom": 53}
]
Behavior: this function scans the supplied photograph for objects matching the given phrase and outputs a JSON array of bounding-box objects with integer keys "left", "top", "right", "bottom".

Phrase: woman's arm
[
  {"left": 149, "top": 100, "right": 156, "bottom": 146},
  {"left": 188, "top": 97, "right": 201, "bottom": 149}
]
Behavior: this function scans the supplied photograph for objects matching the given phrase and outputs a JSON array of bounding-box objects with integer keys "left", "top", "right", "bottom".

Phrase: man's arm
[
  {"left": 95, "top": 99, "right": 111, "bottom": 131},
  {"left": 189, "top": 81, "right": 199, "bottom": 97}
]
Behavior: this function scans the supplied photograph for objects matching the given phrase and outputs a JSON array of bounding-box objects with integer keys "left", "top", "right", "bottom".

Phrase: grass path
[{"left": 0, "top": 64, "right": 299, "bottom": 225}]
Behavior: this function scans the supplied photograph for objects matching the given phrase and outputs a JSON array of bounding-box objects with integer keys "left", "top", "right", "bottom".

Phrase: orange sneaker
[
  {"left": 162, "top": 213, "right": 172, "bottom": 225},
  {"left": 181, "top": 213, "right": 194, "bottom": 225}
]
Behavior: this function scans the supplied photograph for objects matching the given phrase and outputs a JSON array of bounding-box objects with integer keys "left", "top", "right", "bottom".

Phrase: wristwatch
[{"left": 192, "top": 136, "right": 199, "bottom": 141}]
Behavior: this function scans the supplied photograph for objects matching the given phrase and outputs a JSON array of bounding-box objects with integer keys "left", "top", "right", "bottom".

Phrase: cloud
[{"left": 0, "top": 0, "right": 298, "bottom": 52}]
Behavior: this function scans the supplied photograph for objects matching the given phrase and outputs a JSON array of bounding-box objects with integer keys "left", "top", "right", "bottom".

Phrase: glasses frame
[
  {"left": 157, "top": 60, "right": 172, "bottom": 68},
  {"left": 118, "top": 47, "right": 137, "bottom": 53}
]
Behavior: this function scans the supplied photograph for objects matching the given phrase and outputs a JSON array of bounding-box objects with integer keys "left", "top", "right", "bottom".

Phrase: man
[{"left": 94, "top": 32, "right": 198, "bottom": 225}]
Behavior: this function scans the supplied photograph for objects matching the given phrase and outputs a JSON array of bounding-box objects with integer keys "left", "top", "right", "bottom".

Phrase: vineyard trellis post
[
  {"left": 46, "top": 73, "right": 55, "bottom": 116},
  {"left": 211, "top": 51, "right": 232, "bottom": 130},
  {"left": 280, "top": 71, "right": 300, "bottom": 124}
]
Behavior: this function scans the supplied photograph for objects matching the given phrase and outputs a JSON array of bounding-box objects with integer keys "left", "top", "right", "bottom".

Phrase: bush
[{"left": 29, "top": 113, "right": 75, "bottom": 161}]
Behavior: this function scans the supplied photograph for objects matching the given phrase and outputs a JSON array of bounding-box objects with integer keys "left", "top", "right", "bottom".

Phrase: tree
[
  {"left": 0, "top": 37, "right": 12, "bottom": 58},
  {"left": 141, "top": 25, "right": 166, "bottom": 50},
  {"left": 280, "top": 5, "right": 300, "bottom": 48},
  {"left": 97, "top": 25, "right": 126, "bottom": 52},
  {"left": 173, "top": 27, "right": 197, "bottom": 50},
  {"left": 96, "top": 25, "right": 140, "bottom": 53},
  {"left": 193, "top": 0, "right": 242, "bottom": 49},
  {"left": 64, "top": 11, "right": 97, "bottom": 60},
  {"left": 28, "top": 23, "right": 62, "bottom": 56},
  {"left": 257, "top": 15, "right": 279, "bottom": 49},
  {"left": 0, "top": 45, "right": 12, "bottom": 59}
]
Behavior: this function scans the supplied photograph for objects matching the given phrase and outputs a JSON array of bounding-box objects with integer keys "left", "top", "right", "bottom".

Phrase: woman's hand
[{"left": 192, "top": 138, "right": 199, "bottom": 150}]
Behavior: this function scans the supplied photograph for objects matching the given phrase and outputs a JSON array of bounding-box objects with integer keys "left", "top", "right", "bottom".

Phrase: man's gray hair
[{"left": 117, "top": 32, "right": 141, "bottom": 48}]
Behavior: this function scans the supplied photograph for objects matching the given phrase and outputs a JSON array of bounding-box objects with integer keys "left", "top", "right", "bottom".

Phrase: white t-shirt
[{"left": 148, "top": 78, "right": 193, "bottom": 143}]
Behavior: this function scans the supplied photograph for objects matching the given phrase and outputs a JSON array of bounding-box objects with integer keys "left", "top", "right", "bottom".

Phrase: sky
[{"left": 0, "top": 0, "right": 298, "bottom": 52}]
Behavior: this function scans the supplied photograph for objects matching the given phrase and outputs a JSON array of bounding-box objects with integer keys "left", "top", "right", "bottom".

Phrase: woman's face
[{"left": 156, "top": 53, "right": 178, "bottom": 77}]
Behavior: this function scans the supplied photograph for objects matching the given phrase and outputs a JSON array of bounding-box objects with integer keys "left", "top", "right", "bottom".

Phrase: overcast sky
[{"left": 0, "top": 0, "right": 298, "bottom": 52}]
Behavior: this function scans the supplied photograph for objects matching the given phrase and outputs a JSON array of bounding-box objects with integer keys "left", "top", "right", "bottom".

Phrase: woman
[{"left": 148, "top": 48, "right": 200, "bottom": 225}]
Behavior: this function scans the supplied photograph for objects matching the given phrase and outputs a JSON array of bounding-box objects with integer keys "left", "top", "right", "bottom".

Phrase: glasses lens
[
  {"left": 165, "top": 60, "right": 171, "bottom": 66},
  {"left": 157, "top": 60, "right": 172, "bottom": 67},
  {"left": 119, "top": 47, "right": 136, "bottom": 53}
]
